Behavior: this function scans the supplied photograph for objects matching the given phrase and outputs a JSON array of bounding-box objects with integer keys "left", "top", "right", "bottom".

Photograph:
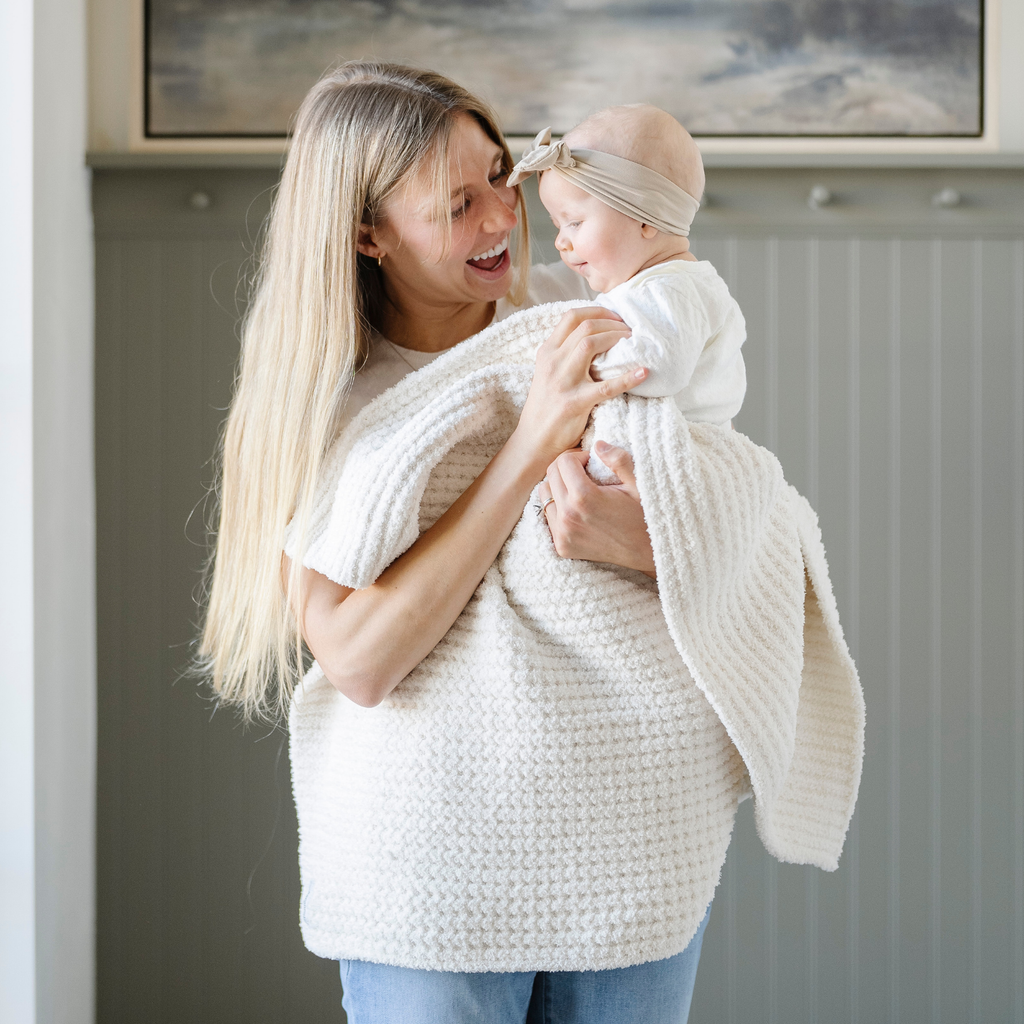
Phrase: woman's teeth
[{"left": 469, "top": 238, "right": 508, "bottom": 262}]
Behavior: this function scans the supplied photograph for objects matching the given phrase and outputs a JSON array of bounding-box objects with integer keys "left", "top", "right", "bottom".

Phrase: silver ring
[{"left": 541, "top": 496, "right": 556, "bottom": 512}]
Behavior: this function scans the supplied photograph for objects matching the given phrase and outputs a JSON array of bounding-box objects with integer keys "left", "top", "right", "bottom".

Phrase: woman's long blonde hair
[{"left": 199, "top": 62, "right": 530, "bottom": 721}]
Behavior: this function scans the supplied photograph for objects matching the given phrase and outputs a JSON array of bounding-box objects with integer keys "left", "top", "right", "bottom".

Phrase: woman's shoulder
[{"left": 495, "top": 261, "right": 595, "bottom": 321}]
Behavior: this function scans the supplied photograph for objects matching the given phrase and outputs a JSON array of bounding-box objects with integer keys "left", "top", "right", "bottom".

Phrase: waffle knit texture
[{"left": 289, "top": 302, "right": 864, "bottom": 972}]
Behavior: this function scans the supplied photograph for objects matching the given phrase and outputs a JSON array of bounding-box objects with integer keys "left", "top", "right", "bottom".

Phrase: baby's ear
[{"left": 640, "top": 223, "right": 659, "bottom": 239}]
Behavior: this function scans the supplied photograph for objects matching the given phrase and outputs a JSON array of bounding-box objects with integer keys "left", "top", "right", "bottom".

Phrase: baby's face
[{"left": 538, "top": 171, "right": 651, "bottom": 293}]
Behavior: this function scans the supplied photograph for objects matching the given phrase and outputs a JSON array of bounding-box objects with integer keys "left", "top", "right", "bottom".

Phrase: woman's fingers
[
  {"left": 592, "top": 442, "right": 640, "bottom": 498},
  {"left": 543, "top": 451, "right": 593, "bottom": 548},
  {"left": 536, "top": 479, "right": 555, "bottom": 520},
  {"left": 549, "top": 307, "right": 625, "bottom": 350},
  {"left": 584, "top": 366, "right": 648, "bottom": 404},
  {"left": 565, "top": 326, "right": 633, "bottom": 375},
  {"left": 541, "top": 447, "right": 655, "bottom": 572},
  {"left": 545, "top": 457, "right": 571, "bottom": 511},
  {"left": 521, "top": 308, "right": 640, "bottom": 463},
  {"left": 551, "top": 449, "right": 593, "bottom": 504}
]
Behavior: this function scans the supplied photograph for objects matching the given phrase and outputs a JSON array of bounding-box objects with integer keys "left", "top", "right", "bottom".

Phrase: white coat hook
[
  {"left": 808, "top": 185, "right": 833, "bottom": 210},
  {"left": 189, "top": 191, "right": 212, "bottom": 210},
  {"left": 932, "top": 187, "right": 961, "bottom": 208}
]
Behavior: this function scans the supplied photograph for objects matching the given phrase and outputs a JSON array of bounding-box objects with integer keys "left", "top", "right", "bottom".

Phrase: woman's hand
[
  {"left": 512, "top": 307, "right": 647, "bottom": 469},
  {"left": 537, "top": 442, "right": 656, "bottom": 578},
  {"left": 295, "top": 312, "right": 650, "bottom": 709}
]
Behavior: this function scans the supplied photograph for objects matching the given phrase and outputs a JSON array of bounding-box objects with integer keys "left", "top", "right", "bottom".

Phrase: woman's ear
[{"left": 355, "top": 222, "right": 384, "bottom": 261}]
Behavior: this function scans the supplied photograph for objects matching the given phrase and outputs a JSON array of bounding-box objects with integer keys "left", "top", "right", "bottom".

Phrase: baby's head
[{"left": 536, "top": 105, "right": 704, "bottom": 293}]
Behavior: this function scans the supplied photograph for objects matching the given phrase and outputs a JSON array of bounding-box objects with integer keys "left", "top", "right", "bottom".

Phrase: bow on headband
[
  {"left": 507, "top": 128, "right": 577, "bottom": 181},
  {"left": 508, "top": 127, "right": 700, "bottom": 238}
]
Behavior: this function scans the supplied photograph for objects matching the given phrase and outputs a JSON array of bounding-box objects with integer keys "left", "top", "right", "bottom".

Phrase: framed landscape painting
[{"left": 140, "top": 0, "right": 989, "bottom": 149}]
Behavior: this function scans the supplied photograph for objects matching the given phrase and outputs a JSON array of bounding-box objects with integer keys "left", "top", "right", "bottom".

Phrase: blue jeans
[{"left": 339, "top": 905, "right": 711, "bottom": 1024}]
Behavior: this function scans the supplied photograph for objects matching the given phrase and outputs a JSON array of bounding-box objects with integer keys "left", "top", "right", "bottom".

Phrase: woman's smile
[{"left": 466, "top": 236, "right": 511, "bottom": 279}]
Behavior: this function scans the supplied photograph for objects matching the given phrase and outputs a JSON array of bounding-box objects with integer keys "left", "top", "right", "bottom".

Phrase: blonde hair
[{"left": 199, "top": 62, "right": 530, "bottom": 721}]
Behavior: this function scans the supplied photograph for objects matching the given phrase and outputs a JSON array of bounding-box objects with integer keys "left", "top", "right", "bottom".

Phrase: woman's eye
[
  {"left": 451, "top": 200, "right": 469, "bottom": 220},
  {"left": 490, "top": 171, "right": 507, "bottom": 184}
]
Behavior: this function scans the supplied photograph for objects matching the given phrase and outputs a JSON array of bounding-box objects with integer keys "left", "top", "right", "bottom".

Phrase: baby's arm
[{"left": 590, "top": 276, "right": 709, "bottom": 398}]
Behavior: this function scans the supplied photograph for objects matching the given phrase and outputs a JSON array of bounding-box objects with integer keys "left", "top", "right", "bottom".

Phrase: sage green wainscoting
[
  {"left": 93, "top": 169, "right": 342, "bottom": 1024},
  {"left": 93, "top": 164, "right": 1024, "bottom": 1024}
]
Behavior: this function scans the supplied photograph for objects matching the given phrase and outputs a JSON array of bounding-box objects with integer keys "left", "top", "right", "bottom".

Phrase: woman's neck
[{"left": 378, "top": 295, "right": 496, "bottom": 353}]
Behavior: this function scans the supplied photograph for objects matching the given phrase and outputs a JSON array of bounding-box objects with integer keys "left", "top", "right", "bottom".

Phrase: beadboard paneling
[
  {"left": 682, "top": 227, "right": 1024, "bottom": 1024},
  {"left": 94, "top": 167, "right": 1024, "bottom": 1024},
  {"left": 94, "top": 172, "right": 344, "bottom": 1024}
]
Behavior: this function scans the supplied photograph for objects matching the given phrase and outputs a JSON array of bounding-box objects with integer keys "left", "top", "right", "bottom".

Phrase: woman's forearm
[
  {"left": 298, "top": 429, "right": 548, "bottom": 707},
  {"left": 298, "top": 308, "right": 645, "bottom": 707}
]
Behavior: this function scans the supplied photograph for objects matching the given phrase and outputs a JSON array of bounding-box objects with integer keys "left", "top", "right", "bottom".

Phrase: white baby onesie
[
  {"left": 585, "top": 258, "right": 747, "bottom": 481},
  {"left": 592, "top": 259, "right": 746, "bottom": 421}
]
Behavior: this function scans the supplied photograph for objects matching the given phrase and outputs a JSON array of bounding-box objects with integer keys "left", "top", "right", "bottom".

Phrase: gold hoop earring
[{"left": 377, "top": 255, "right": 383, "bottom": 267}]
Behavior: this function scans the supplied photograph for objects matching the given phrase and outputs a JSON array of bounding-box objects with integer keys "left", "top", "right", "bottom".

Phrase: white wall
[
  {"left": 88, "top": 0, "right": 1024, "bottom": 154},
  {"left": 1, "top": 0, "right": 96, "bottom": 1021},
  {"left": 34, "top": 0, "right": 96, "bottom": 1015},
  {"left": 1, "top": 0, "right": 38, "bottom": 1018},
  {"left": 1003, "top": 0, "right": 1024, "bottom": 148}
]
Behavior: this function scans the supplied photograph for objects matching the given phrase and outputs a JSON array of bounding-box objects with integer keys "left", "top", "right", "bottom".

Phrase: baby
[{"left": 508, "top": 105, "right": 746, "bottom": 481}]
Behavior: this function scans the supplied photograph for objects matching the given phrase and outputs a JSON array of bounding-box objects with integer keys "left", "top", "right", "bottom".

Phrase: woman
[{"left": 202, "top": 63, "right": 714, "bottom": 1023}]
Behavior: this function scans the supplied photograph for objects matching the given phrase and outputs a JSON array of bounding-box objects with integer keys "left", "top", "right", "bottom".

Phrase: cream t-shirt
[{"left": 338, "top": 262, "right": 591, "bottom": 435}]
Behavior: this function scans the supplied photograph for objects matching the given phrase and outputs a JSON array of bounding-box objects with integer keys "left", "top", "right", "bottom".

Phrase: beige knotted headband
[{"left": 508, "top": 127, "right": 700, "bottom": 237}]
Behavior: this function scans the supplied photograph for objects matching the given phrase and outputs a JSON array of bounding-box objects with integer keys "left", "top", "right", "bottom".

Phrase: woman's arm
[
  {"left": 293, "top": 434, "right": 554, "bottom": 708},
  {"left": 290, "top": 309, "right": 646, "bottom": 708},
  {"left": 538, "top": 442, "right": 657, "bottom": 579}
]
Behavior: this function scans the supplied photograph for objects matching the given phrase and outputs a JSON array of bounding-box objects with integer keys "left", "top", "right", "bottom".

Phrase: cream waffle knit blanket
[{"left": 290, "top": 302, "right": 864, "bottom": 972}]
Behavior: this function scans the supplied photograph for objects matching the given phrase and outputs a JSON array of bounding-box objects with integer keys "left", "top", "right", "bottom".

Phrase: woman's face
[{"left": 363, "top": 114, "right": 519, "bottom": 312}]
